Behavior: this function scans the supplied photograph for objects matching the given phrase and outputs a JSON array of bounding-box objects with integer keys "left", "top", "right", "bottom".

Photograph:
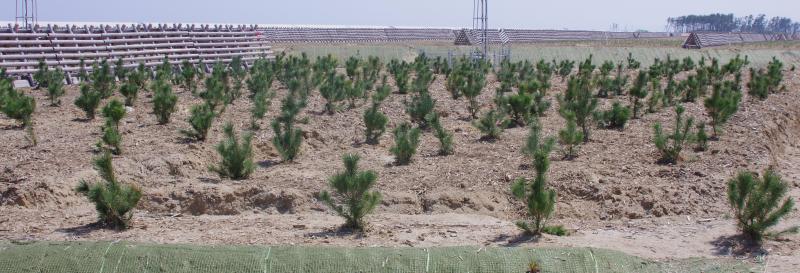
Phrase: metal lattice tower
[
  {"left": 473, "top": 0, "right": 488, "bottom": 58},
  {"left": 15, "top": 0, "right": 38, "bottom": 29}
]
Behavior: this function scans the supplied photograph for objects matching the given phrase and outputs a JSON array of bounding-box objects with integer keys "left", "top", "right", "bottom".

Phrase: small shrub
[
  {"left": 209, "top": 122, "right": 255, "bottom": 180},
  {"left": 542, "top": 225, "right": 568, "bottom": 236},
  {"left": 558, "top": 111, "right": 583, "bottom": 160},
  {"left": 1, "top": 88, "right": 36, "bottom": 145},
  {"left": 114, "top": 58, "right": 128, "bottom": 82},
  {"left": 626, "top": 53, "right": 641, "bottom": 69},
  {"left": 728, "top": 170, "right": 798, "bottom": 242},
  {"left": 98, "top": 122, "right": 123, "bottom": 155},
  {"left": 629, "top": 70, "right": 649, "bottom": 118},
  {"left": 695, "top": 122, "right": 709, "bottom": 152},
  {"left": 250, "top": 90, "right": 271, "bottom": 130},
  {"left": 594, "top": 101, "right": 630, "bottom": 130},
  {"left": 119, "top": 80, "right": 139, "bottom": 106},
  {"left": 101, "top": 99, "right": 126, "bottom": 128},
  {"left": 272, "top": 94, "right": 305, "bottom": 162},
  {"left": 472, "top": 109, "right": 508, "bottom": 140},
  {"left": 33, "top": 60, "right": 50, "bottom": 89},
  {"left": 653, "top": 105, "right": 694, "bottom": 164},
  {"left": 91, "top": 59, "right": 116, "bottom": 98},
  {"left": 704, "top": 81, "right": 742, "bottom": 138},
  {"left": 461, "top": 69, "right": 486, "bottom": 119},
  {"left": 503, "top": 91, "right": 533, "bottom": 126},
  {"left": 319, "top": 73, "right": 346, "bottom": 114},
  {"left": 75, "top": 152, "right": 142, "bottom": 229},
  {"left": 405, "top": 90, "right": 436, "bottom": 128},
  {"left": 556, "top": 60, "right": 575, "bottom": 81},
  {"left": 152, "top": 80, "right": 178, "bottom": 124},
  {"left": 363, "top": 105, "right": 388, "bottom": 145},
  {"left": 320, "top": 154, "right": 382, "bottom": 231},
  {"left": 179, "top": 60, "right": 200, "bottom": 94},
  {"left": 513, "top": 122, "right": 557, "bottom": 235},
  {"left": 390, "top": 122, "right": 421, "bottom": 165},
  {"left": 429, "top": 114, "right": 454, "bottom": 155},
  {"left": 558, "top": 76, "right": 597, "bottom": 142},
  {"left": 45, "top": 69, "right": 65, "bottom": 106},
  {"left": 181, "top": 102, "right": 216, "bottom": 141},
  {"left": 75, "top": 84, "right": 102, "bottom": 120}
]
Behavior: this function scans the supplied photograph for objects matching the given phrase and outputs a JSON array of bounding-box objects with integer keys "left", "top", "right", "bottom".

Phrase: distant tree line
[{"left": 667, "top": 13, "right": 800, "bottom": 34}]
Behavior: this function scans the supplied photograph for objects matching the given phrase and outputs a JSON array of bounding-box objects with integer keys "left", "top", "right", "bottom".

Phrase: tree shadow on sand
[
  {"left": 490, "top": 232, "right": 541, "bottom": 247},
  {"left": 710, "top": 234, "right": 768, "bottom": 257},
  {"left": 55, "top": 222, "right": 104, "bottom": 237}
]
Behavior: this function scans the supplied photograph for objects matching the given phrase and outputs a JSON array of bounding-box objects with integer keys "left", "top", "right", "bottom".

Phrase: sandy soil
[{"left": 1, "top": 63, "right": 799, "bottom": 270}]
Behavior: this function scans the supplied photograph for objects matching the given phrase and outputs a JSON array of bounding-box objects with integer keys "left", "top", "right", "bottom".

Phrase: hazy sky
[{"left": 16, "top": 0, "right": 800, "bottom": 31}]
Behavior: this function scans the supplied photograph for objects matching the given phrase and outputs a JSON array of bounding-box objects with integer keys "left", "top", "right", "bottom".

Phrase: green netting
[{"left": 0, "top": 241, "right": 758, "bottom": 273}]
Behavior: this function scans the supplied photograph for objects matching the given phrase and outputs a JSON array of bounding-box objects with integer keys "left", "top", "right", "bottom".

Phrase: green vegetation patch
[{"left": 0, "top": 241, "right": 758, "bottom": 273}]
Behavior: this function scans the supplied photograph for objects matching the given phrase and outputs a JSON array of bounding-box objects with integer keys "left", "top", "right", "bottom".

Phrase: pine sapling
[
  {"left": 272, "top": 93, "right": 305, "bottom": 162},
  {"left": 209, "top": 122, "right": 255, "bottom": 180},
  {"left": 181, "top": 102, "right": 216, "bottom": 141},
  {"left": 1, "top": 88, "right": 36, "bottom": 146},
  {"left": 514, "top": 121, "right": 557, "bottom": 235},
  {"left": 45, "top": 69, "right": 65, "bottom": 106},
  {"left": 390, "top": 122, "right": 421, "bottom": 165},
  {"left": 653, "top": 105, "right": 694, "bottom": 164},
  {"left": 75, "top": 84, "right": 102, "bottom": 120},
  {"left": 704, "top": 82, "right": 742, "bottom": 138},
  {"left": 250, "top": 90, "right": 271, "bottom": 130},
  {"left": 429, "top": 113, "right": 454, "bottom": 155},
  {"left": 728, "top": 170, "right": 798, "bottom": 242},
  {"left": 472, "top": 109, "right": 509, "bottom": 141},
  {"left": 558, "top": 111, "right": 583, "bottom": 160},
  {"left": 320, "top": 154, "right": 382, "bottom": 231},
  {"left": 695, "top": 122, "right": 709, "bottom": 152},
  {"left": 629, "top": 70, "right": 649, "bottom": 118},
  {"left": 75, "top": 151, "right": 142, "bottom": 229},
  {"left": 101, "top": 99, "right": 126, "bottom": 129},
  {"left": 593, "top": 101, "right": 631, "bottom": 130},
  {"left": 152, "top": 80, "right": 178, "bottom": 124},
  {"left": 119, "top": 80, "right": 139, "bottom": 106},
  {"left": 363, "top": 81, "right": 390, "bottom": 144},
  {"left": 98, "top": 122, "right": 123, "bottom": 155}
]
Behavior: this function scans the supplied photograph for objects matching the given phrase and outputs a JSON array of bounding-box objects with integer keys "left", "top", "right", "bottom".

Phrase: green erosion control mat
[{"left": 0, "top": 241, "right": 758, "bottom": 273}]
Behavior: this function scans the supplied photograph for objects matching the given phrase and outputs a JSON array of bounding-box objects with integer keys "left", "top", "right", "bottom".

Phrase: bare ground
[{"left": 1, "top": 64, "right": 799, "bottom": 270}]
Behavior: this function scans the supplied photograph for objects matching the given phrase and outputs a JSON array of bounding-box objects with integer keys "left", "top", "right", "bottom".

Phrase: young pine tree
[
  {"left": 119, "top": 80, "right": 139, "bottom": 106},
  {"left": 75, "top": 84, "right": 102, "bottom": 120},
  {"left": 558, "top": 76, "right": 597, "bottom": 142},
  {"left": 653, "top": 105, "right": 694, "bottom": 164},
  {"left": 102, "top": 99, "right": 126, "bottom": 129},
  {"left": 272, "top": 93, "right": 305, "bottom": 162},
  {"left": 472, "top": 109, "right": 509, "bottom": 141},
  {"left": 558, "top": 111, "right": 583, "bottom": 160},
  {"left": 46, "top": 69, "right": 65, "bottom": 106},
  {"left": 152, "top": 80, "right": 178, "bottom": 124},
  {"left": 320, "top": 154, "right": 382, "bottom": 231},
  {"left": 629, "top": 70, "right": 649, "bottom": 119},
  {"left": 728, "top": 170, "right": 798, "bottom": 242},
  {"left": 704, "top": 82, "right": 742, "bottom": 139},
  {"left": 75, "top": 152, "right": 142, "bottom": 229},
  {"left": 1, "top": 88, "right": 37, "bottom": 146},
  {"left": 405, "top": 90, "right": 436, "bottom": 129},
  {"left": 513, "top": 121, "right": 558, "bottom": 235},
  {"left": 250, "top": 90, "right": 271, "bottom": 130},
  {"left": 461, "top": 69, "right": 486, "bottom": 119},
  {"left": 363, "top": 83, "right": 390, "bottom": 144},
  {"left": 593, "top": 101, "right": 631, "bottom": 130},
  {"left": 209, "top": 122, "right": 255, "bottom": 180},
  {"left": 390, "top": 122, "right": 421, "bottom": 165},
  {"left": 319, "top": 73, "right": 346, "bottom": 114},
  {"left": 98, "top": 122, "right": 123, "bottom": 155},
  {"left": 91, "top": 59, "right": 116, "bottom": 98},
  {"left": 428, "top": 113, "right": 454, "bottom": 156},
  {"left": 181, "top": 102, "right": 216, "bottom": 141},
  {"left": 695, "top": 122, "right": 709, "bottom": 152}
]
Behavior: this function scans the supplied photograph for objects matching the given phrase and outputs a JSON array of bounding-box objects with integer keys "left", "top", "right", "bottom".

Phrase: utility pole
[
  {"left": 15, "top": 0, "right": 38, "bottom": 29},
  {"left": 473, "top": 0, "right": 488, "bottom": 58}
]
